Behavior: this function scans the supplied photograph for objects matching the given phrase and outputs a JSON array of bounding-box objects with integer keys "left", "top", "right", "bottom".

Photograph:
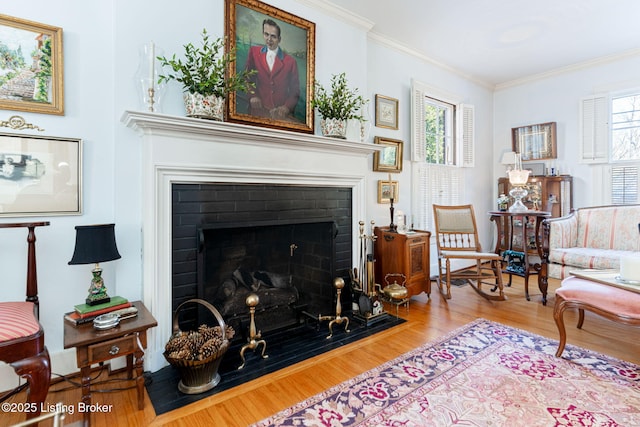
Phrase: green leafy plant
[
  {"left": 312, "top": 72, "right": 368, "bottom": 121},
  {"left": 157, "top": 29, "right": 255, "bottom": 98}
]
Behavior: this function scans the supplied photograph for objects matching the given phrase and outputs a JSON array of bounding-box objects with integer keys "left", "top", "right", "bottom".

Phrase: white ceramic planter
[
  {"left": 320, "top": 118, "right": 347, "bottom": 139},
  {"left": 183, "top": 93, "right": 224, "bottom": 120}
]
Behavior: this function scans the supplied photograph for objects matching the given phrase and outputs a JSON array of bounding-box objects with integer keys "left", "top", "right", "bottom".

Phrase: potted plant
[
  {"left": 312, "top": 72, "right": 368, "bottom": 138},
  {"left": 157, "top": 29, "right": 255, "bottom": 120}
]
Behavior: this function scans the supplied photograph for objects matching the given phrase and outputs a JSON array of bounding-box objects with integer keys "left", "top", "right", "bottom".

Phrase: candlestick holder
[
  {"left": 389, "top": 198, "right": 397, "bottom": 232},
  {"left": 135, "top": 42, "right": 166, "bottom": 112}
]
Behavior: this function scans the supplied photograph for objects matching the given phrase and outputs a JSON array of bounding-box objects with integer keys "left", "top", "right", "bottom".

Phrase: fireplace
[
  {"left": 172, "top": 183, "right": 353, "bottom": 338},
  {"left": 123, "top": 111, "right": 377, "bottom": 372}
]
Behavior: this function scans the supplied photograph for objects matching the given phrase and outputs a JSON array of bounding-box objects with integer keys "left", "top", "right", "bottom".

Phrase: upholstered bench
[{"left": 553, "top": 275, "right": 640, "bottom": 357}]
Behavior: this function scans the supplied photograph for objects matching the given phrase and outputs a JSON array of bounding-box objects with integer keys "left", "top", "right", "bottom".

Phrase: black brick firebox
[{"left": 172, "top": 183, "right": 353, "bottom": 337}]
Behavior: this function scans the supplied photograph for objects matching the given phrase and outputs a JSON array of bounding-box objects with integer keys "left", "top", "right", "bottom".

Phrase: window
[
  {"left": 411, "top": 80, "right": 474, "bottom": 167},
  {"left": 611, "top": 166, "right": 638, "bottom": 204},
  {"left": 410, "top": 80, "right": 472, "bottom": 230},
  {"left": 423, "top": 97, "right": 454, "bottom": 164},
  {"left": 581, "top": 91, "right": 640, "bottom": 204},
  {"left": 611, "top": 94, "right": 640, "bottom": 161}
]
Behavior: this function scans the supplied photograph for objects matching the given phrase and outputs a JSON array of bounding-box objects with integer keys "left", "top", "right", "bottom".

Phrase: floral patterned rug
[{"left": 253, "top": 318, "right": 640, "bottom": 426}]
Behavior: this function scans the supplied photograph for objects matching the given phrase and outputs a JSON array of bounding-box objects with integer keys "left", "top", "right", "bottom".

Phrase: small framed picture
[
  {"left": 378, "top": 179, "right": 398, "bottom": 204},
  {"left": 375, "top": 94, "right": 399, "bottom": 129},
  {"left": 373, "top": 136, "right": 403, "bottom": 172},
  {"left": 512, "top": 122, "right": 557, "bottom": 161}
]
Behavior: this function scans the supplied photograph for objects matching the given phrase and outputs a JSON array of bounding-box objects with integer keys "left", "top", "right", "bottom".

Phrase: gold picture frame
[
  {"left": 375, "top": 94, "right": 398, "bottom": 129},
  {"left": 0, "top": 14, "right": 64, "bottom": 115},
  {"left": 0, "top": 132, "right": 82, "bottom": 216},
  {"left": 225, "top": 0, "right": 315, "bottom": 133},
  {"left": 377, "top": 179, "right": 398, "bottom": 204},
  {"left": 373, "top": 136, "right": 403, "bottom": 172},
  {"left": 512, "top": 122, "right": 557, "bottom": 161}
]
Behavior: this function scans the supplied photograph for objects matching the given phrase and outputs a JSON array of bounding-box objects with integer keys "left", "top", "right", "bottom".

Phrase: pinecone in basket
[
  {"left": 165, "top": 332, "right": 189, "bottom": 354},
  {"left": 185, "top": 331, "right": 205, "bottom": 358},
  {"left": 165, "top": 324, "right": 236, "bottom": 361},
  {"left": 198, "top": 338, "right": 222, "bottom": 360}
]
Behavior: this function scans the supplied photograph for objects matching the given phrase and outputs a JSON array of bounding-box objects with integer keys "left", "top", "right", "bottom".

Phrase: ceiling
[{"left": 328, "top": 0, "right": 640, "bottom": 88}]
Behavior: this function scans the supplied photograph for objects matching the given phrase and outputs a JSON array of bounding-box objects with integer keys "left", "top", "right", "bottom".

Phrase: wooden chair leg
[
  {"left": 577, "top": 308, "right": 585, "bottom": 329},
  {"left": 10, "top": 348, "right": 51, "bottom": 419},
  {"left": 553, "top": 297, "right": 568, "bottom": 357},
  {"left": 444, "top": 259, "right": 452, "bottom": 299}
]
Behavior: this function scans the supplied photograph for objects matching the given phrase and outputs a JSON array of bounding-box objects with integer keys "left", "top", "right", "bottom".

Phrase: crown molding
[
  {"left": 294, "top": 0, "right": 374, "bottom": 31},
  {"left": 495, "top": 48, "right": 640, "bottom": 91}
]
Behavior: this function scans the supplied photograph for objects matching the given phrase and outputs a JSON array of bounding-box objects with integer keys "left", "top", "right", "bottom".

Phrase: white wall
[
  {"left": 363, "top": 40, "right": 495, "bottom": 265},
  {"left": 10, "top": 0, "right": 626, "bottom": 389},
  {"left": 494, "top": 55, "right": 640, "bottom": 208}
]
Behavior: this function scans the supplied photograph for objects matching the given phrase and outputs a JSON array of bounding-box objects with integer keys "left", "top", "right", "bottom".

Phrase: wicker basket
[{"left": 163, "top": 299, "right": 230, "bottom": 394}]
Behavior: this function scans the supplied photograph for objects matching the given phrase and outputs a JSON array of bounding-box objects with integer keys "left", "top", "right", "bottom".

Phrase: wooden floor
[{"left": 4, "top": 275, "right": 640, "bottom": 427}]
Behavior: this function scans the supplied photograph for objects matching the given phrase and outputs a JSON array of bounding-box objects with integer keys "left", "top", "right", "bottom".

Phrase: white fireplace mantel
[{"left": 122, "top": 111, "right": 379, "bottom": 371}]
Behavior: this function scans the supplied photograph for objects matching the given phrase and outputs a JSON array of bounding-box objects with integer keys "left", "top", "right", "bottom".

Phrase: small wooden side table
[
  {"left": 489, "top": 211, "right": 551, "bottom": 304},
  {"left": 63, "top": 301, "right": 157, "bottom": 426}
]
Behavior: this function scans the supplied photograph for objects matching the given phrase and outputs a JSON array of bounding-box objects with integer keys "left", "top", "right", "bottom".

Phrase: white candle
[
  {"left": 149, "top": 41, "right": 155, "bottom": 89},
  {"left": 620, "top": 255, "right": 640, "bottom": 281}
]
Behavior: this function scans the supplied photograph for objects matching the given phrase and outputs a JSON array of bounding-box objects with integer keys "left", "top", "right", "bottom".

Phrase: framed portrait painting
[
  {"left": 0, "top": 14, "right": 64, "bottom": 115},
  {"left": 225, "top": 0, "right": 315, "bottom": 133},
  {"left": 512, "top": 122, "right": 557, "bottom": 161},
  {"left": 0, "top": 132, "right": 81, "bottom": 216}
]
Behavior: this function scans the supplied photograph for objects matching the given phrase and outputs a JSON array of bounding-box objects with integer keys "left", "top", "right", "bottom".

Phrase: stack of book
[{"left": 64, "top": 296, "right": 138, "bottom": 326}]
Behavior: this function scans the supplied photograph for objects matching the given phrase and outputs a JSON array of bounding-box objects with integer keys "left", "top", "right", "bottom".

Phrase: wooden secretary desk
[{"left": 373, "top": 227, "right": 431, "bottom": 297}]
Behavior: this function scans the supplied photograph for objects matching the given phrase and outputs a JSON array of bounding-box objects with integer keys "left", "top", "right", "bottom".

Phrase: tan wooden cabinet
[
  {"left": 497, "top": 175, "right": 573, "bottom": 218},
  {"left": 373, "top": 227, "right": 431, "bottom": 297}
]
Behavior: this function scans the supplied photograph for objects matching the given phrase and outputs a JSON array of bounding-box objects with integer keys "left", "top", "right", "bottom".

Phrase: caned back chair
[
  {"left": 0, "top": 222, "right": 51, "bottom": 421},
  {"left": 432, "top": 205, "right": 505, "bottom": 301}
]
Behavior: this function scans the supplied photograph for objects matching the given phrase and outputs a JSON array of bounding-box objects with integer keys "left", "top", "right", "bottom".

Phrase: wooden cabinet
[
  {"left": 373, "top": 227, "right": 431, "bottom": 297},
  {"left": 498, "top": 175, "right": 573, "bottom": 218}
]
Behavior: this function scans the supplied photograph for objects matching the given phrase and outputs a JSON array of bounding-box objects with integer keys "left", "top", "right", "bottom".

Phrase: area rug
[{"left": 253, "top": 318, "right": 640, "bottom": 426}]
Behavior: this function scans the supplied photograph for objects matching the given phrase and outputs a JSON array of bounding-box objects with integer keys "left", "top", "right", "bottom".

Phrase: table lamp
[
  {"left": 507, "top": 153, "right": 531, "bottom": 212},
  {"left": 69, "top": 224, "right": 121, "bottom": 306},
  {"left": 500, "top": 151, "right": 517, "bottom": 173}
]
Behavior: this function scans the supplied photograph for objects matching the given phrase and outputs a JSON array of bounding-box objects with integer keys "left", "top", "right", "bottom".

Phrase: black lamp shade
[{"left": 69, "top": 224, "right": 121, "bottom": 265}]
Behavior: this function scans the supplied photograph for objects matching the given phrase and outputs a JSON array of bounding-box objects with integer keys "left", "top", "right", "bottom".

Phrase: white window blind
[
  {"left": 412, "top": 163, "right": 462, "bottom": 231},
  {"left": 611, "top": 165, "right": 638, "bottom": 204},
  {"left": 580, "top": 95, "right": 609, "bottom": 163}
]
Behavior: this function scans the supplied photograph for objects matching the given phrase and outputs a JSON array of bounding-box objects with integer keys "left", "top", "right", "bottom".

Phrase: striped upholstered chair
[{"left": 0, "top": 222, "right": 51, "bottom": 421}]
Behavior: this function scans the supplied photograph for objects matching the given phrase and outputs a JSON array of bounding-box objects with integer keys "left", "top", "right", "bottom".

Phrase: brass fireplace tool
[
  {"left": 317, "top": 277, "right": 350, "bottom": 339},
  {"left": 238, "top": 293, "right": 268, "bottom": 369}
]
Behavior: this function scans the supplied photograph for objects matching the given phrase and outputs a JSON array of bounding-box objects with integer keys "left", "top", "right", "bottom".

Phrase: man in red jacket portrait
[{"left": 244, "top": 19, "right": 301, "bottom": 122}]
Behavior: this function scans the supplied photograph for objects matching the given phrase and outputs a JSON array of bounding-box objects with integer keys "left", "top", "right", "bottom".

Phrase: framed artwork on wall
[
  {"left": 0, "top": 132, "right": 81, "bottom": 216},
  {"left": 0, "top": 14, "right": 64, "bottom": 115},
  {"left": 512, "top": 122, "right": 557, "bottom": 161},
  {"left": 375, "top": 94, "right": 398, "bottom": 129},
  {"left": 225, "top": 0, "right": 315, "bottom": 134},
  {"left": 378, "top": 179, "right": 398, "bottom": 204},
  {"left": 373, "top": 136, "right": 403, "bottom": 172}
]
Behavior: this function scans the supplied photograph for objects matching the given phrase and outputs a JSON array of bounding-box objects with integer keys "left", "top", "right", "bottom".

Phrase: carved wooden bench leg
[{"left": 553, "top": 295, "right": 568, "bottom": 357}]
